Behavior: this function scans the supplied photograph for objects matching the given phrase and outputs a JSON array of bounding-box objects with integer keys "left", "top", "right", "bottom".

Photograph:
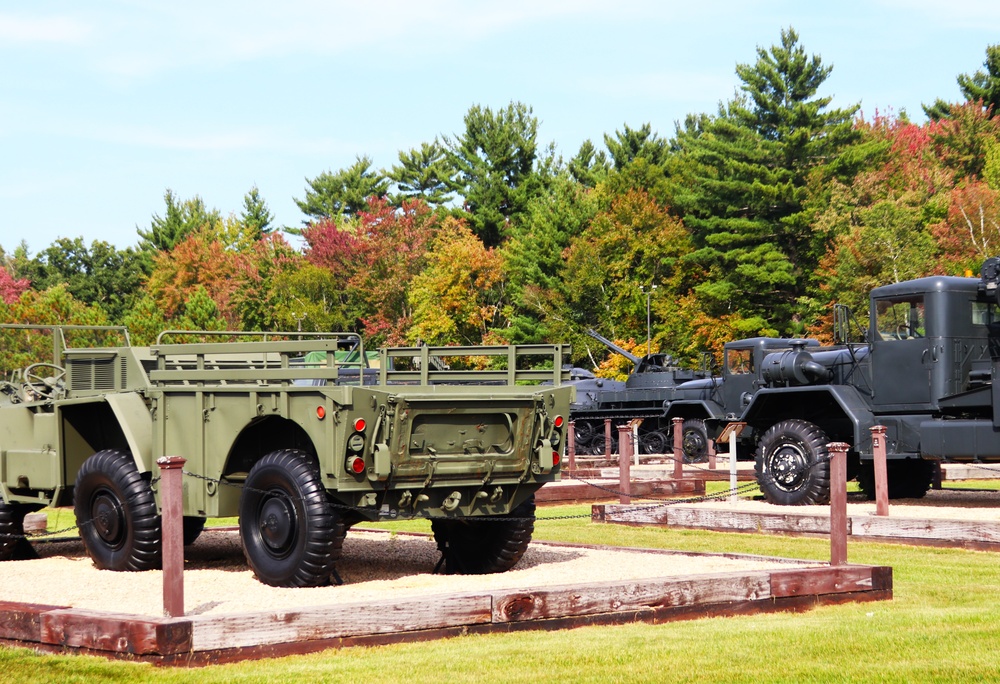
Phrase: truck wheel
[
  {"left": 431, "top": 494, "right": 535, "bottom": 574},
  {"left": 74, "top": 449, "right": 162, "bottom": 571},
  {"left": 858, "top": 459, "right": 933, "bottom": 500},
  {"left": 183, "top": 517, "right": 206, "bottom": 546},
  {"left": 681, "top": 419, "right": 710, "bottom": 464},
  {"left": 239, "top": 449, "right": 344, "bottom": 587},
  {"left": 756, "top": 420, "right": 831, "bottom": 505}
]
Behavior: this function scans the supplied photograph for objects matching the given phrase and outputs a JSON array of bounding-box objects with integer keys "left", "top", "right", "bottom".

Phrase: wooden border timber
[
  {"left": 535, "top": 478, "right": 704, "bottom": 504},
  {"left": 595, "top": 503, "right": 1000, "bottom": 550},
  {"left": 0, "top": 555, "right": 891, "bottom": 665}
]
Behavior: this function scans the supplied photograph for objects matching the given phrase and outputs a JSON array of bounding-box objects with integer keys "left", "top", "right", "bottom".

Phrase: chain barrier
[{"left": 10, "top": 448, "right": 995, "bottom": 543}]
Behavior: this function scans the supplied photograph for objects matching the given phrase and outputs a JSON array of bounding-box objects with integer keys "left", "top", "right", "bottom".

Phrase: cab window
[
  {"left": 875, "top": 297, "right": 925, "bottom": 340},
  {"left": 726, "top": 348, "right": 753, "bottom": 375}
]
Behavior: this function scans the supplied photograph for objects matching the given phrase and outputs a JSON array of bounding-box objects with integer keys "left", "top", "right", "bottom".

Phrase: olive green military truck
[{"left": 0, "top": 325, "right": 572, "bottom": 586}]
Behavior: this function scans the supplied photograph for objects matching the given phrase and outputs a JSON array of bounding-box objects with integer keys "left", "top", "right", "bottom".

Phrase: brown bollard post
[
  {"left": 672, "top": 417, "right": 685, "bottom": 480},
  {"left": 827, "top": 442, "right": 850, "bottom": 567},
  {"left": 708, "top": 439, "right": 717, "bottom": 470},
  {"left": 567, "top": 420, "right": 577, "bottom": 475},
  {"left": 870, "top": 425, "right": 889, "bottom": 517},
  {"left": 618, "top": 424, "right": 633, "bottom": 504},
  {"left": 604, "top": 418, "right": 613, "bottom": 461},
  {"left": 157, "top": 456, "right": 186, "bottom": 617}
]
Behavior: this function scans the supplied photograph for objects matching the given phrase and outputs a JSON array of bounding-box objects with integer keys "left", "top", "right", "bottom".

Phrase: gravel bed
[{"left": 0, "top": 530, "right": 814, "bottom": 618}]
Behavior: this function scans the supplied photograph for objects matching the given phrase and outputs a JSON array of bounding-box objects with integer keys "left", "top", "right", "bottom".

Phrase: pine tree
[
  {"left": 672, "top": 27, "right": 859, "bottom": 332},
  {"left": 924, "top": 44, "right": 1000, "bottom": 120},
  {"left": 295, "top": 156, "right": 390, "bottom": 222},
  {"left": 240, "top": 185, "right": 275, "bottom": 239},
  {"left": 388, "top": 140, "right": 455, "bottom": 207},
  {"left": 444, "top": 101, "right": 542, "bottom": 247}
]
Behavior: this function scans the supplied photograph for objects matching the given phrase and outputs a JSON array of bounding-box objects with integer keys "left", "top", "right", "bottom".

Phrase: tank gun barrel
[{"left": 586, "top": 329, "right": 642, "bottom": 365}]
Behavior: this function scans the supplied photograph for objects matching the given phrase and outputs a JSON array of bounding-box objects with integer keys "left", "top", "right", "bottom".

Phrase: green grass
[{"left": 7, "top": 486, "right": 1000, "bottom": 682}]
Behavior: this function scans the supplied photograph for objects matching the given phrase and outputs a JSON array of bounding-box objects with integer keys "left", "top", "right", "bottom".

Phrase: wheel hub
[
  {"left": 770, "top": 445, "right": 806, "bottom": 490},
  {"left": 683, "top": 430, "right": 706, "bottom": 461},
  {"left": 92, "top": 491, "right": 125, "bottom": 547},
  {"left": 259, "top": 495, "right": 296, "bottom": 555}
]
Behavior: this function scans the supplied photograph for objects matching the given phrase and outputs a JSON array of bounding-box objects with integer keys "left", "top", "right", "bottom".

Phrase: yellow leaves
[{"left": 409, "top": 217, "right": 502, "bottom": 345}]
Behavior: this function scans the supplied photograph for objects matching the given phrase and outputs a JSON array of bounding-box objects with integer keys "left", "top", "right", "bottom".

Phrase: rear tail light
[
  {"left": 346, "top": 455, "right": 366, "bottom": 474},
  {"left": 354, "top": 417, "right": 367, "bottom": 432}
]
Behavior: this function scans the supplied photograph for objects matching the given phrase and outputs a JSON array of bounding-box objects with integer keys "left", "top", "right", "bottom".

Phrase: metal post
[
  {"left": 157, "top": 456, "right": 186, "bottom": 618},
  {"left": 632, "top": 421, "right": 640, "bottom": 466},
  {"left": 672, "top": 417, "right": 684, "bottom": 480},
  {"left": 827, "top": 442, "right": 850, "bottom": 567},
  {"left": 567, "top": 420, "right": 577, "bottom": 474},
  {"left": 870, "top": 425, "right": 889, "bottom": 517},
  {"left": 728, "top": 437, "right": 738, "bottom": 502},
  {"left": 618, "top": 424, "right": 633, "bottom": 504},
  {"left": 708, "top": 438, "right": 717, "bottom": 470}
]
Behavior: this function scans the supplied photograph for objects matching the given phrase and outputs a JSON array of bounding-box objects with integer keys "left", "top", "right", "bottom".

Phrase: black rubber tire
[
  {"left": 74, "top": 449, "right": 162, "bottom": 571},
  {"left": 0, "top": 501, "right": 25, "bottom": 561},
  {"left": 431, "top": 494, "right": 535, "bottom": 575},
  {"left": 755, "top": 419, "right": 831, "bottom": 505},
  {"left": 239, "top": 449, "right": 344, "bottom": 587},
  {"left": 681, "top": 419, "right": 710, "bottom": 464},
  {"left": 858, "top": 459, "right": 933, "bottom": 500},
  {"left": 182, "top": 516, "right": 207, "bottom": 546}
]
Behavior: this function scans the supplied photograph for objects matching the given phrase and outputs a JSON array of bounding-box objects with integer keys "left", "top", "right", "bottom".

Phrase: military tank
[{"left": 570, "top": 330, "right": 712, "bottom": 459}]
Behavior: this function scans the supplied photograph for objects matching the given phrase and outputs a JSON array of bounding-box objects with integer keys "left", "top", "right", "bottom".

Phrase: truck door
[
  {"left": 721, "top": 345, "right": 757, "bottom": 418},
  {"left": 871, "top": 296, "right": 932, "bottom": 407}
]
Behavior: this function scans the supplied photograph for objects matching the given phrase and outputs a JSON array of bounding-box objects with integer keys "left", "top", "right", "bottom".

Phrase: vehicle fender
[
  {"left": 740, "top": 385, "right": 875, "bottom": 450},
  {"left": 664, "top": 400, "right": 725, "bottom": 422},
  {"left": 104, "top": 392, "right": 153, "bottom": 473}
]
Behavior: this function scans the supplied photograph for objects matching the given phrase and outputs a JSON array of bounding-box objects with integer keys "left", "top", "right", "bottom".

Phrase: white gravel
[{"left": 0, "top": 529, "right": 811, "bottom": 618}]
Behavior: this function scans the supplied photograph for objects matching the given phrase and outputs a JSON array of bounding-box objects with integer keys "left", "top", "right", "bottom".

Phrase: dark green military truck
[{"left": 0, "top": 326, "right": 572, "bottom": 586}]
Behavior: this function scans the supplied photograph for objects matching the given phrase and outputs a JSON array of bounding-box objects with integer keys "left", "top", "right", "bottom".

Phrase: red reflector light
[
  {"left": 552, "top": 451, "right": 560, "bottom": 467},
  {"left": 554, "top": 415, "right": 564, "bottom": 428},
  {"left": 347, "top": 455, "right": 366, "bottom": 474},
  {"left": 354, "top": 418, "right": 367, "bottom": 432},
  {"left": 316, "top": 406, "right": 326, "bottom": 420}
]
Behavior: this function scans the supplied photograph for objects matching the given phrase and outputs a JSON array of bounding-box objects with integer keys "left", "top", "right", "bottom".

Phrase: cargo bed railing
[
  {"left": 0, "top": 324, "right": 131, "bottom": 370},
  {"left": 379, "top": 344, "right": 571, "bottom": 386},
  {"left": 149, "top": 332, "right": 368, "bottom": 387}
]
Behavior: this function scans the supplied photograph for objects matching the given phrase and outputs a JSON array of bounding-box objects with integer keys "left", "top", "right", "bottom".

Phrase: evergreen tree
[
  {"left": 295, "top": 156, "right": 390, "bottom": 222},
  {"left": 137, "top": 189, "right": 222, "bottom": 254},
  {"left": 388, "top": 140, "right": 455, "bottom": 207},
  {"left": 924, "top": 44, "right": 1000, "bottom": 120},
  {"left": 672, "top": 27, "right": 859, "bottom": 332},
  {"left": 604, "top": 123, "right": 669, "bottom": 169},
  {"left": 240, "top": 185, "right": 275, "bottom": 239},
  {"left": 444, "top": 101, "right": 542, "bottom": 247},
  {"left": 567, "top": 140, "right": 610, "bottom": 188}
]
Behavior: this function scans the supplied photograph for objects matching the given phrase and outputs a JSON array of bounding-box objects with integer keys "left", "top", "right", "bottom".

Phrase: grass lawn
[{"left": 4, "top": 485, "right": 1000, "bottom": 682}]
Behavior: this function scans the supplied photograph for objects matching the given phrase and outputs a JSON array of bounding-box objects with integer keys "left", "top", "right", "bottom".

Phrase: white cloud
[{"left": 0, "top": 12, "right": 92, "bottom": 45}]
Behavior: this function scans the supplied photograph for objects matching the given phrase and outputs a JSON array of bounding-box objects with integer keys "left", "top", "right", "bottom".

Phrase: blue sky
[{"left": 3, "top": 0, "right": 1000, "bottom": 255}]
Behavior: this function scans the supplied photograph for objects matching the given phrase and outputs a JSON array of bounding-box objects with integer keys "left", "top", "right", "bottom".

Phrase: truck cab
[{"left": 868, "top": 276, "right": 991, "bottom": 411}]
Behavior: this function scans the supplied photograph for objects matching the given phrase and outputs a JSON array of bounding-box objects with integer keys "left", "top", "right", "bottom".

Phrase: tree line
[{"left": 3, "top": 28, "right": 1000, "bottom": 374}]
